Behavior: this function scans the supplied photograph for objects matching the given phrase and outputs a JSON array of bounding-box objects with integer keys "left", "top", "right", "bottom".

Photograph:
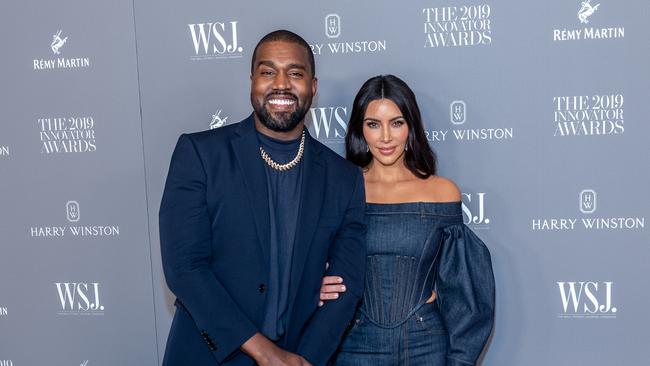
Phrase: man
[{"left": 159, "top": 30, "right": 366, "bottom": 366}]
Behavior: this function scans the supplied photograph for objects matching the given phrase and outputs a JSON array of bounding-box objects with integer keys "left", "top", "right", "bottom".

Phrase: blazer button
[{"left": 258, "top": 284, "right": 266, "bottom": 293}]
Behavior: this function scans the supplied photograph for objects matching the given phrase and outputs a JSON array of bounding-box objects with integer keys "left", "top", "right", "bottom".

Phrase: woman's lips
[{"left": 377, "top": 146, "right": 396, "bottom": 156}]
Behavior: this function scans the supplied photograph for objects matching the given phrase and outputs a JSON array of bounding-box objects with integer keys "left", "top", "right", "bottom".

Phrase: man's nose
[{"left": 273, "top": 72, "right": 289, "bottom": 90}]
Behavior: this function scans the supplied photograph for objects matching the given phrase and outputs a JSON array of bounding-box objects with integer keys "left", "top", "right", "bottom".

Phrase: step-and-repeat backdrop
[{"left": 1, "top": 0, "right": 648, "bottom": 365}]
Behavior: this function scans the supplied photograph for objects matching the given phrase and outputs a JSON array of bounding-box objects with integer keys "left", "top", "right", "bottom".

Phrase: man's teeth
[{"left": 268, "top": 99, "right": 295, "bottom": 105}]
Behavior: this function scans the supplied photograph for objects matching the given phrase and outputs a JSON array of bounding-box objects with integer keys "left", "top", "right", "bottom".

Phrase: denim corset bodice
[{"left": 360, "top": 202, "right": 463, "bottom": 328}]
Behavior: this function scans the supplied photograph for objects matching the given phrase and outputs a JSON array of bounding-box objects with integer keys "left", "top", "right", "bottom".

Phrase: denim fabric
[{"left": 333, "top": 202, "right": 494, "bottom": 366}]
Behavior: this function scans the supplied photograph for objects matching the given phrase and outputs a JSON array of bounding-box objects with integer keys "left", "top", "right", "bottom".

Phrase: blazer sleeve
[
  {"left": 436, "top": 224, "right": 495, "bottom": 366},
  {"left": 296, "top": 169, "right": 367, "bottom": 366},
  {"left": 159, "top": 134, "right": 258, "bottom": 363}
]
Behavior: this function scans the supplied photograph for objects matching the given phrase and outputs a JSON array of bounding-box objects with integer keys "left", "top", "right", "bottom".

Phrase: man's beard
[{"left": 252, "top": 93, "right": 311, "bottom": 132}]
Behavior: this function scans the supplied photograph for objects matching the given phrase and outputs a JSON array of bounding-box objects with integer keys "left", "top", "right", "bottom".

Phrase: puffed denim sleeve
[{"left": 436, "top": 224, "right": 495, "bottom": 366}]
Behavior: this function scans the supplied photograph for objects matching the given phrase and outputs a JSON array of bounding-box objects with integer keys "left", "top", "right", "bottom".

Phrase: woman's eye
[
  {"left": 366, "top": 121, "right": 378, "bottom": 128},
  {"left": 392, "top": 120, "right": 405, "bottom": 127}
]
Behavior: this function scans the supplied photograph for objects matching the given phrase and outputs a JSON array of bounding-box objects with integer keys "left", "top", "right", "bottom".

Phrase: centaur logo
[
  {"left": 209, "top": 109, "right": 229, "bottom": 129},
  {"left": 307, "top": 106, "right": 348, "bottom": 143},
  {"left": 553, "top": 1, "right": 624, "bottom": 41},
  {"left": 33, "top": 30, "right": 90, "bottom": 70},
  {"left": 56, "top": 282, "right": 104, "bottom": 315},
  {"left": 188, "top": 21, "right": 243, "bottom": 60},
  {"left": 578, "top": 0, "right": 600, "bottom": 24},
  {"left": 51, "top": 30, "right": 68, "bottom": 54},
  {"left": 557, "top": 281, "right": 616, "bottom": 318}
]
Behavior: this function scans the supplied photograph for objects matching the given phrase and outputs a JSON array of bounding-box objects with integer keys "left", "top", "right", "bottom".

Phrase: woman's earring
[
  {"left": 405, "top": 144, "right": 408, "bottom": 151},
  {"left": 366, "top": 145, "right": 370, "bottom": 152}
]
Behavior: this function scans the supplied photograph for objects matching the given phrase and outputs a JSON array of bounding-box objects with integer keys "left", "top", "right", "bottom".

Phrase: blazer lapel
[
  {"left": 289, "top": 133, "right": 326, "bottom": 303},
  {"left": 230, "top": 116, "right": 270, "bottom": 263}
]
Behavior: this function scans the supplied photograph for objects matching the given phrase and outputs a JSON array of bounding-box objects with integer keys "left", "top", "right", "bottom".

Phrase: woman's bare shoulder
[{"left": 422, "top": 175, "right": 461, "bottom": 202}]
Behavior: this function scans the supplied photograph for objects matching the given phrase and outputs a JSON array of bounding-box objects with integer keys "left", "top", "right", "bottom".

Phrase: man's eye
[
  {"left": 289, "top": 72, "right": 303, "bottom": 78},
  {"left": 261, "top": 70, "right": 274, "bottom": 76}
]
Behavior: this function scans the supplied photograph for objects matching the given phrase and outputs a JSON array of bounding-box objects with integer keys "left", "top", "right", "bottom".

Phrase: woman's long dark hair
[{"left": 345, "top": 74, "right": 437, "bottom": 178}]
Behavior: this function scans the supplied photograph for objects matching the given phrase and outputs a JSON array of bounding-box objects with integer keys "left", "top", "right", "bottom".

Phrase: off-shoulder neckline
[{"left": 366, "top": 201, "right": 461, "bottom": 205}]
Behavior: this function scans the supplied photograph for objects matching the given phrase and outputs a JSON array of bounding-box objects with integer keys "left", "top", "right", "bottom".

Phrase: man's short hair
[{"left": 251, "top": 30, "right": 316, "bottom": 77}]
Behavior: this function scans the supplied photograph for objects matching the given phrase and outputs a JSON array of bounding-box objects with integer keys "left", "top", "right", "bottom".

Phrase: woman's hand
[{"left": 318, "top": 276, "right": 346, "bottom": 307}]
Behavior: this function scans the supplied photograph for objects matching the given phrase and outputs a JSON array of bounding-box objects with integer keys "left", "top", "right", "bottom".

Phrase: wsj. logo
[
  {"left": 579, "top": 189, "right": 597, "bottom": 214},
  {"left": 209, "top": 109, "right": 229, "bottom": 129},
  {"left": 188, "top": 21, "right": 243, "bottom": 60},
  {"left": 325, "top": 14, "right": 341, "bottom": 38},
  {"left": 461, "top": 193, "right": 490, "bottom": 229},
  {"left": 557, "top": 281, "right": 616, "bottom": 318},
  {"left": 0, "top": 145, "right": 8, "bottom": 156},
  {"left": 51, "top": 30, "right": 68, "bottom": 54},
  {"left": 80, "top": 361, "right": 89, "bottom": 366},
  {"left": 578, "top": 0, "right": 600, "bottom": 24},
  {"left": 0, "top": 361, "right": 14, "bottom": 366},
  {"left": 66, "top": 201, "right": 80, "bottom": 222},
  {"left": 0, "top": 306, "right": 7, "bottom": 315},
  {"left": 450, "top": 100, "right": 466, "bottom": 125},
  {"left": 56, "top": 282, "right": 104, "bottom": 315},
  {"left": 307, "top": 106, "right": 348, "bottom": 142}
]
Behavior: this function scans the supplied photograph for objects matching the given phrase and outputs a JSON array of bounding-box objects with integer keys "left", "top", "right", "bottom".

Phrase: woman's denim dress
[{"left": 333, "top": 202, "right": 494, "bottom": 366}]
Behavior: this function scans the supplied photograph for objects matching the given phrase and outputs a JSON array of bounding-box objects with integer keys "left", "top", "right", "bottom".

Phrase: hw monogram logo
[
  {"left": 51, "top": 30, "right": 68, "bottom": 55},
  {"left": 325, "top": 14, "right": 341, "bottom": 38},
  {"left": 450, "top": 100, "right": 466, "bottom": 125},
  {"left": 579, "top": 189, "right": 596, "bottom": 214},
  {"left": 578, "top": 0, "right": 600, "bottom": 24},
  {"left": 66, "top": 201, "right": 80, "bottom": 222}
]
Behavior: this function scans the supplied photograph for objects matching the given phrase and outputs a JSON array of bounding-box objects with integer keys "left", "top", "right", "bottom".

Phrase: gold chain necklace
[{"left": 259, "top": 130, "right": 306, "bottom": 171}]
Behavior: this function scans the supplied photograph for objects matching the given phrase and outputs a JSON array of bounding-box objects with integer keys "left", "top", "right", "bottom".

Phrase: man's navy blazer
[{"left": 159, "top": 115, "right": 367, "bottom": 366}]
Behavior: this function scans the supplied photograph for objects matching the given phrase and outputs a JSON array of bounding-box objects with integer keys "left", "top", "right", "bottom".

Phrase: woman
[{"left": 320, "top": 75, "right": 495, "bottom": 365}]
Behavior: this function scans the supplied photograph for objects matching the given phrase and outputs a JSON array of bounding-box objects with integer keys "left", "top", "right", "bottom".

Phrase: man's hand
[
  {"left": 318, "top": 276, "right": 346, "bottom": 307},
  {"left": 241, "top": 333, "right": 313, "bottom": 366}
]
